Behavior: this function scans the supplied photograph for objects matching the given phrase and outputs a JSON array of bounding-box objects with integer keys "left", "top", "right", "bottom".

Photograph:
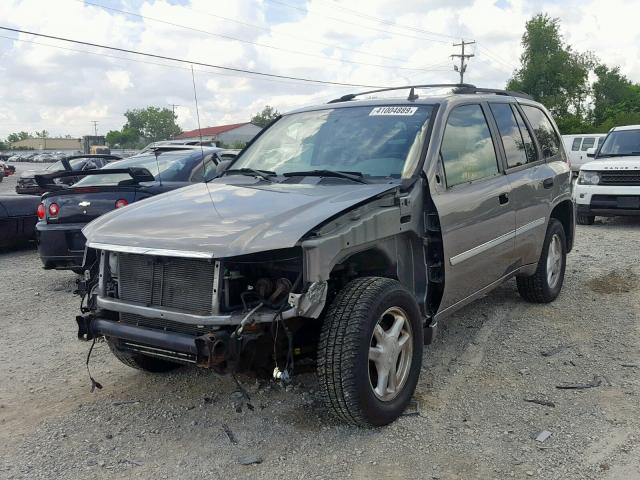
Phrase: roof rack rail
[
  {"left": 327, "top": 83, "right": 476, "bottom": 103},
  {"left": 327, "top": 84, "right": 533, "bottom": 103},
  {"left": 452, "top": 86, "right": 533, "bottom": 100}
]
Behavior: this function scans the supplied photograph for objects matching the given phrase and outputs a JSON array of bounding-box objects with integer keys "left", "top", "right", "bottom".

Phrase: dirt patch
[{"left": 588, "top": 269, "right": 638, "bottom": 294}]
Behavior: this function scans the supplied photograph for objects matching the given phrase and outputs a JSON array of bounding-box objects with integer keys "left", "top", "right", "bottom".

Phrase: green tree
[
  {"left": 591, "top": 65, "right": 640, "bottom": 129},
  {"left": 124, "top": 106, "right": 182, "bottom": 142},
  {"left": 251, "top": 105, "right": 280, "bottom": 128},
  {"left": 6, "top": 131, "right": 30, "bottom": 143},
  {"left": 507, "top": 14, "right": 593, "bottom": 133},
  {"left": 106, "top": 127, "right": 140, "bottom": 148}
]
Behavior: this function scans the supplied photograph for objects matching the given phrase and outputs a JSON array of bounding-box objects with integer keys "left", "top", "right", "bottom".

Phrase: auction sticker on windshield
[{"left": 369, "top": 106, "right": 418, "bottom": 116}]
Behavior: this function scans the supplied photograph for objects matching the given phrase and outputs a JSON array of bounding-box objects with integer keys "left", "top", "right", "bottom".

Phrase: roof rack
[
  {"left": 452, "top": 86, "right": 533, "bottom": 100},
  {"left": 327, "top": 83, "right": 533, "bottom": 103}
]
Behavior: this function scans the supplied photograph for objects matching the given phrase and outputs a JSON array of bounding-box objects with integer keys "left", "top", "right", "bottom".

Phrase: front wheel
[
  {"left": 317, "top": 277, "right": 423, "bottom": 427},
  {"left": 516, "top": 218, "right": 567, "bottom": 303}
]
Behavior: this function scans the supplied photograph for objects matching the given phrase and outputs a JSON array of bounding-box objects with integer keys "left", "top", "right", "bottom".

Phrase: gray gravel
[{"left": 1, "top": 168, "right": 639, "bottom": 479}]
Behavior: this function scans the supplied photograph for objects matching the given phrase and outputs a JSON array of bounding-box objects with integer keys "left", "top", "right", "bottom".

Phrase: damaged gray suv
[{"left": 76, "top": 85, "right": 575, "bottom": 426}]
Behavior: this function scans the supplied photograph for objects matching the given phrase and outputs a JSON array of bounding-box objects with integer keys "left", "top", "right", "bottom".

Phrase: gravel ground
[{"left": 1, "top": 164, "right": 639, "bottom": 479}]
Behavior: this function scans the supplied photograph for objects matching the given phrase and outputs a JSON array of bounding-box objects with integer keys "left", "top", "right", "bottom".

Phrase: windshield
[
  {"left": 230, "top": 105, "right": 434, "bottom": 179},
  {"left": 598, "top": 129, "right": 640, "bottom": 157},
  {"left": 46, "top": 161, "right": 64, "bottom": 171},
  {"left": 73, "top": 151, "right": 216, "bottom": 186}
]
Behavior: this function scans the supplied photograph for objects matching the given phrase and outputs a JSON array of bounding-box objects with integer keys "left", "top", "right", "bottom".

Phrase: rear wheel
[
  {"left": 577, "top": 214, "right": 595, "bottom": 225},
  {"left": 516, "top": 218, "right": 566, "bottom": 303},
  {"left": 317, "top": 277, "right": 423, "bottom": 427},
  {"left": 107, "top": 338, "right": 182, "bottom": 373}
]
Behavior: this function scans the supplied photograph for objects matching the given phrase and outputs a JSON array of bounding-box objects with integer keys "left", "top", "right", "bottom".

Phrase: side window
[
  {"left": 596, "top": 137, "right": 604, "bottom": 148},
  {"left": 581, "top": 137, "right": 595, "bottom": 151},
  {"left": 440, "top": 104, "right": 499, "bottom": 187},
  {"left": 571, "top": 138, "right": 582, "bottom": 151},
  {"left": 512, "top": 107, "right": 537, "bottom": 163},
  {"left": 521, "top": 105, "right": 561, "bottom": 159},
  {"left": 489, "top": 103, "right": 530, "bottom": 168}
]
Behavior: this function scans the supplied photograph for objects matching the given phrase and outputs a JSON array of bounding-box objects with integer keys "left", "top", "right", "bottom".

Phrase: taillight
[
  {"left": 115, "top": 198, "right": 129, "bottom": 209},
  {"left": 48, "top": 202, "right": 60, "bottom": 218},
  {"left": 37, "top": 203, "right": 45, "bottom": 220}
]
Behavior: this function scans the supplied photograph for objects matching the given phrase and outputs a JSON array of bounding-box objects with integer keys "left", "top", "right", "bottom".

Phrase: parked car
[
  {"left": 574, "top": 125, "right": 640, "bottom": 224},
  {"left": 562, "top": 134, "right": 606, "bottom": 174},
  {"left": 0, "top": 195, "right": 40, "bottom": 247},
  {"left": 36, "top": 147, "right": 223, "bottom": 272},
  {"left": 75, "top": 85, "right": 574, "bottom": 427},
  {"left": 16, "top": 154, "right": 120, "bottom": 195},
  {"left": 0, "top": 155, "right": 16, "bottom": 178}
]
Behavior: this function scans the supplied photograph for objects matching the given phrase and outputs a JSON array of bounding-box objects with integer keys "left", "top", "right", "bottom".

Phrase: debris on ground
[
  {"left": 222, "top": 423, "right": 238, "bottom": 444},
  {"left": 111, "top": 400, "right": 140, "bottom": 406},
  {"left": 535, "top": 430, "right": 553, "bottom": 443},
  {"left": 523, "top": 398, "right": 555, "bottom": 407},
  {"left": 540, "top": 345, "right": 571, "bottom": 357},
  {"left": 556, "top": 375, "right": 602, "bottom": 390},
  {"left": 237, "top": 454, "right": 263, "bottom": 465}
]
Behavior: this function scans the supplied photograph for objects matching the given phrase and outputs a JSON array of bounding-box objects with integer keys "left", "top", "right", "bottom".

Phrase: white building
[{"left": 175, "top": 123, "right": 262, "bottom": 146}]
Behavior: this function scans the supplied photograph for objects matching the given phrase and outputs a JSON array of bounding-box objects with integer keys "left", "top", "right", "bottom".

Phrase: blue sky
[{"left": 0, "top": 0, "right": 639, "bottom": 138}]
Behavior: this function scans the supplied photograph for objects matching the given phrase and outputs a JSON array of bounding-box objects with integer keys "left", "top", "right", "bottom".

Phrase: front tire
[
  {"left": 107, "top": 338, "right": 182, "bottom": 373},
  {"left": 516, "top": 218, "right": 567, "bottom": 303},
  {"left": 577, "top": 214, "right": 595, "bottom": 225},
  {"left": 317, "top": 277, "right": 423, "bottom": 427}
]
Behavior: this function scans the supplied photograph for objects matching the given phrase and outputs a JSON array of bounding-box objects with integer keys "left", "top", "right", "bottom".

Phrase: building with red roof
[{"left": 175, "top": 122, "right": 262, "bottom": 146}]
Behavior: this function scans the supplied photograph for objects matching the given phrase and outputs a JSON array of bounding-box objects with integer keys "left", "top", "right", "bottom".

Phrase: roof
[
  {"left": 611, "top": 125, "right": 640, "bottom": 131},
  {"left": 175, "top": 123, "right": 255, "bottom": 139}
]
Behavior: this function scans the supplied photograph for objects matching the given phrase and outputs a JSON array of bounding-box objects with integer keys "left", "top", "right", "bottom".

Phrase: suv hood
[
  {"left": 83, "top": 181, "right": 397, "bottom": 258},
  {"left": 582, "top": 157, "right": 640, "bottom": 171}
]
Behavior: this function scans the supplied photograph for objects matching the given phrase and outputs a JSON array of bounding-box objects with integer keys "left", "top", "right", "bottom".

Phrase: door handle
[
  {"left": 498, "top": 193, "right": 509, "bottom": 205},
  {"left": 543, "top": 178, "right": 554, "bottom": 189}
]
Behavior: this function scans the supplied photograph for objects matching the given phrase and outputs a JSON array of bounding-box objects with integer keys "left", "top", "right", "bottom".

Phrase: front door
[{"left": 430, "top": 103, "right": 516, "bottom": 313}]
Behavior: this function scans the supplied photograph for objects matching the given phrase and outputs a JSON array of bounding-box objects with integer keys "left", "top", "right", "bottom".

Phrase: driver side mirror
[
  {"left": 215, "top": 160, "right": 232, "bottom": 176},
  {"left": 586, "top": 147, "right": 596, "bottom": 158}
]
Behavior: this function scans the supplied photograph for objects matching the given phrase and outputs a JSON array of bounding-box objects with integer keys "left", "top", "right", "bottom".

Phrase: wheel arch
[{"left": 550, "top": 199, "right": 575, "bottom": 253}]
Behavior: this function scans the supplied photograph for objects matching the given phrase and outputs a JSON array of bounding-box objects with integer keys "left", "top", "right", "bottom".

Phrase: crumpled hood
[
  {"left": 83, "top": 180, "right": 396, "bottom": 257},
  {"left": 582, "top": 157, "right": 640, "bottom": 171}
]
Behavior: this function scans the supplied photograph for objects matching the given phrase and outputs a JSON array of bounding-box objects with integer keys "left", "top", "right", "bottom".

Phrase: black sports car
[
  {"left": 0, "top": 195, "right": 40, "bottom": 247},
  {"left": 16, "top": 154, "right": 120, "bottom": 195},
  {"left": 36, "top": 147, "right": 223, "bottom": 272}
]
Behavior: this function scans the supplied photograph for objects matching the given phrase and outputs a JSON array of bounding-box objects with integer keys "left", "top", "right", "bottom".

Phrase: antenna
[
  {"left": 153, "top": 148, "right": 162, "bottom": 187},
  {"left": 190, "top": 65, "right": 207, "bottom": 178}
]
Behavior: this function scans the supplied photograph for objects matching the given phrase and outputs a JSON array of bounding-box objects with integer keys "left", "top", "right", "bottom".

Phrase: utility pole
[
  {"left": 451, "top": 39, "right": 475, "bottom": 84},
  {"left": 91, "top": 120, "right": 98, "bottom": 136},
  {"left": 168, "top": 104, "right": 180, "bottom": 139}
]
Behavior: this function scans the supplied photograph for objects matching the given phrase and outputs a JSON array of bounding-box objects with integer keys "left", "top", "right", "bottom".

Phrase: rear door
[
  {"left": 503, "top": 103, "right": 566, "bottom": 267},
  {"left": 431, "top": 103, "right": 516, "bottom": 312}
]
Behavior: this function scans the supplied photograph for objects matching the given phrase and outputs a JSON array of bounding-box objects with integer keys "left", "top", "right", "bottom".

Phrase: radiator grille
[
  {"left": 118, "top": 253, "right": 215, "bottom": 315},
  {"left": 599, "top": 170, "right": 640, "bottom": 186},
  {"left": 119, "top": 312, "right": 209, "bottom": 336}
]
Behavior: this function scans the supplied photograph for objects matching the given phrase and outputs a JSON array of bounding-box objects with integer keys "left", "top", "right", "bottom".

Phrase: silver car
[{"left": 76, "top": 85, "right": 575, "bottom": 426}]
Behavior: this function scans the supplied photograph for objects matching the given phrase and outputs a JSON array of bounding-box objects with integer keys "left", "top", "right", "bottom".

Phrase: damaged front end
[{"left": 76, "top": 246, "right": 327, "bottom": 376}]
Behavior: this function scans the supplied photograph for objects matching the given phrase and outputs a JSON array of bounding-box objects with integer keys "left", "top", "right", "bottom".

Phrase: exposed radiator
[{"left": 118, "top": 253, "right": 215, "bottom": 316}]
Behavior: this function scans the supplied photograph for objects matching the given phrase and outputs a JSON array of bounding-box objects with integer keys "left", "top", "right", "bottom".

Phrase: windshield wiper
[
  {"left": 282, "top": 169, "right": 368, "bottom": 184},
  {"left": 222, "top": 168, "right": 276, "bottom": 182}
]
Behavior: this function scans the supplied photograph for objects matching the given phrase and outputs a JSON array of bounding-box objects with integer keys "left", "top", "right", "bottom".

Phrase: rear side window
[
  {"left": 489, "top": 103, "right": 537, "bottom": 168},
  {"left": 521, "top": 105, "right": 561, "bottom": 159},
  {"left": 581, "top": 137, "right": 595, "bottom": 151},
  {"left": 571, "top": 138, "right": 582, "bottom": 151},
  {"left": 440, "top": 104, "right": 499, "bottom": 187}
]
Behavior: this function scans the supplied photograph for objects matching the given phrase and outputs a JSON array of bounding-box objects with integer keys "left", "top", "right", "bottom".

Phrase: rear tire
[
  {"left": 107, "top": 338, "right": 182, "bottom": 373},
  {"left": 317, "top": 277, "right": 423, "bottom": 427},
  {"left": 516, "top": 218, "right": 566, "bottom": 303},
  {"left": 577, "top": 214, "right": 595, "bottom": 225}
]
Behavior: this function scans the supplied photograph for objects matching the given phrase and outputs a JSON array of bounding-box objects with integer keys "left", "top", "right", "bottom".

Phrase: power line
[
  {"left": 0, "top": 26, "right": 388, "bottom": 88},
  {"left": 0, "top": 34, "right": 342, "bottom": 89},
  {"left": 79, "top": 0, "right": 439, "bottom": 73},
  {"left": 314, "top": 0, "right": 459, "bottom": 41},
  {"left": 264, "top": 0, "right": 451, "bottom": 44},
  {"left": 451, "top": 40, "right": 475, "bottom": 83}
]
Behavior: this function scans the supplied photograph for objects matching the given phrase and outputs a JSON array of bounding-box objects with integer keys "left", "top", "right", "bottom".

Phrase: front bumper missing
[{"left": 77, "top": 314, "right": 237, "bottom": 369}]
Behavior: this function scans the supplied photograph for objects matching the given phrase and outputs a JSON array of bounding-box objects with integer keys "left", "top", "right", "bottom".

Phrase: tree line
[{"left": 507, "top": 13, "right": 640, "bottom": 134}]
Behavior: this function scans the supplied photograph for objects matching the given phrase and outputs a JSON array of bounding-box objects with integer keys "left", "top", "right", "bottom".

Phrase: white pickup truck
[{"left": 574, "top": 125, "right": 640, "bottom": 225}]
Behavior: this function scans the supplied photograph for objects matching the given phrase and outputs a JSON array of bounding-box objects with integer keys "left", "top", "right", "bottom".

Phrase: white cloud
[{"left": 0, "top": 0, "right": 639, "bottom": 139}]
